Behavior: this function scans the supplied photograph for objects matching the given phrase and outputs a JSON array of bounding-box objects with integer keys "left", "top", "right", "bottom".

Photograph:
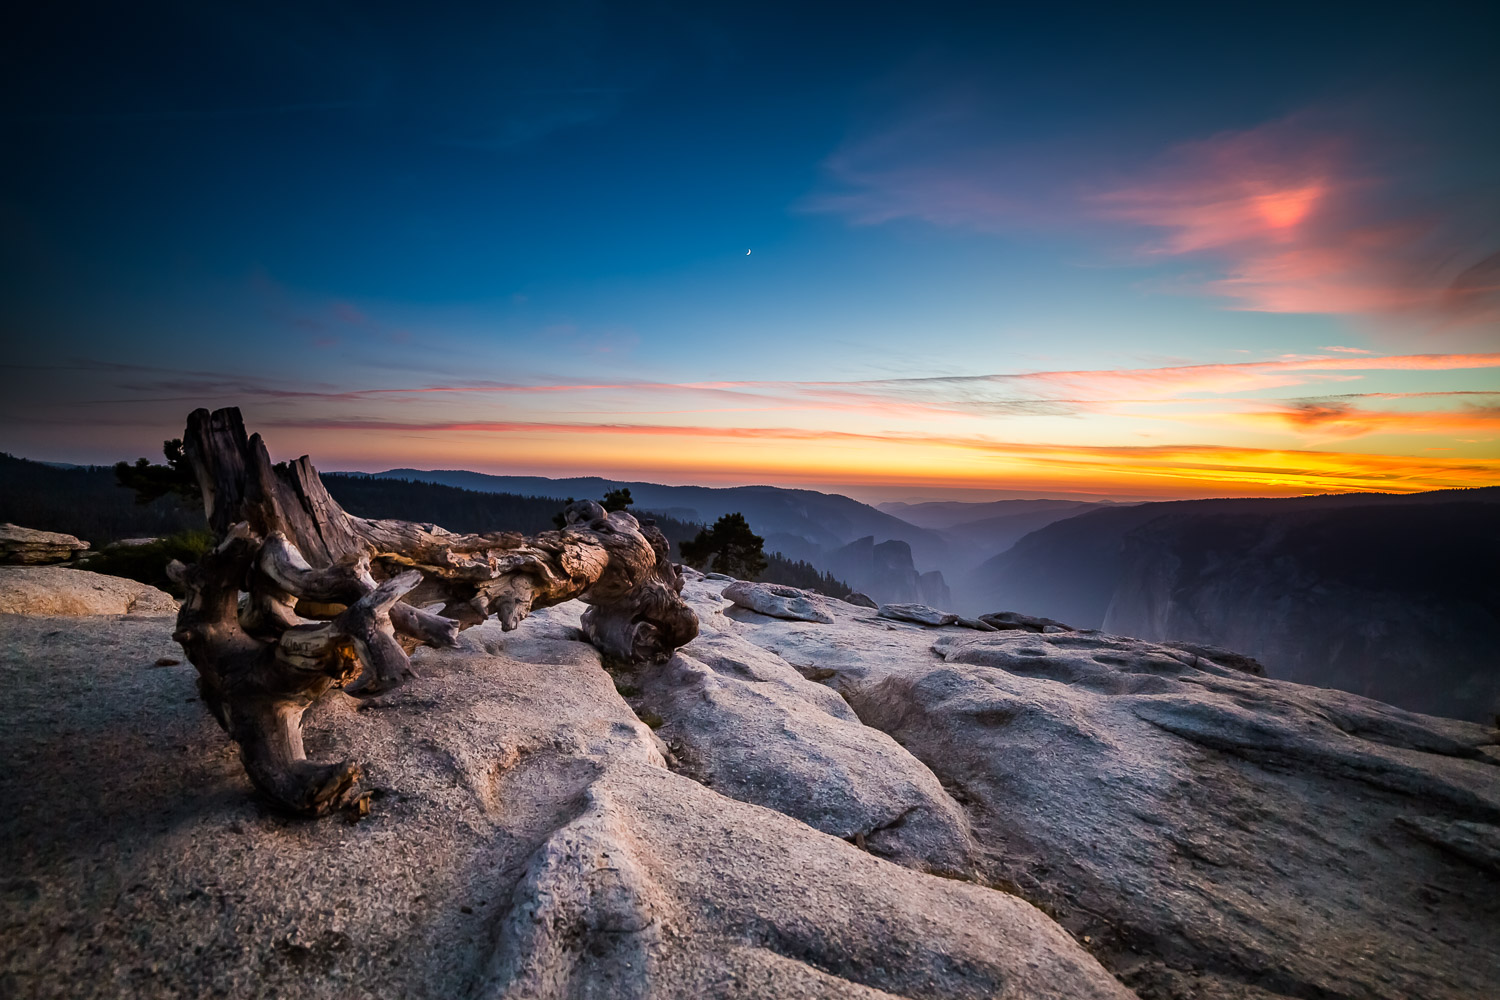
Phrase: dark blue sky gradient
[{"left": 2, "top": 1, "right": 1496, "bottom": 495}]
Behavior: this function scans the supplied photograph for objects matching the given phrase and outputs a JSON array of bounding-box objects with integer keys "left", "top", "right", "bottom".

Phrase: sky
[{"left": 2, "top": 1, "right": 1497, "bottom": 502}]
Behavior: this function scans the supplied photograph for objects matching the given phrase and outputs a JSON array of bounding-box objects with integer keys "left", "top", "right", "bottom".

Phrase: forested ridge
[{"left": 0, "top": 455, "right": 852, "bottom": 595}]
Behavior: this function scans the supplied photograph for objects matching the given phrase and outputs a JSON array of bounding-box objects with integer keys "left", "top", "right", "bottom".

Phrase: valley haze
[{"left": 333, "top": 465, "right": 1497, "bottom": 724}]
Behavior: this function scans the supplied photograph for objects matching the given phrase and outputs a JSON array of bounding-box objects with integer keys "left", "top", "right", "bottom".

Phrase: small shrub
[{"left": 77, "top": 530, "right": 212, "bottom": 597}]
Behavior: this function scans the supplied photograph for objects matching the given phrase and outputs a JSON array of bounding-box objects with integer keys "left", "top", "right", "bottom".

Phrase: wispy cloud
[
  {"left": 800, "top": 94, "right": 1065, "bottom": 231},
  {"left": 8, "top": 351, "right": 1495, "bottom": 496},
  {"left": 1092, "top": 115, "right": 1500, "bottom": 321},
  {"left": 25, "top": 350, "right": 1500, "bottom": 416},
  {"left": 776, "top": 352, "right": 1500, "bottom": 415},
  {"left": 806, "top": 103, "right": 1500, "bottom": 325},
  {"left": 1238, "top": 400, "right": 1500, "bottom": 439}
]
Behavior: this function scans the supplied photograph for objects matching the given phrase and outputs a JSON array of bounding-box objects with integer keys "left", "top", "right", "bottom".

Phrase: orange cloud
[
  {"left": 269, "top": 415, "right": 1500, "bottom": 498},
  {"left": 1239, "top": 401, "right": 1500, "bottom": 440}
]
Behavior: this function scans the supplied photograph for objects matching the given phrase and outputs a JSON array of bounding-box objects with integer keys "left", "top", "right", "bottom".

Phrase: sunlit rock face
[
  {"left": 2, "top": 567, "right": 1497, "bottom": 1000},
  {"left": 0, "top": 565, "right": 175, "bottom": 616},
  {"left": 0, "top": 523, "right": 89, "bottom": 565}
]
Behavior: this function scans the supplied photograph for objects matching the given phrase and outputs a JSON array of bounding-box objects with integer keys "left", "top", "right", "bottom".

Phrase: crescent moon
[{"left": 746, "top": 249, "right": 752, "bottom": 255}]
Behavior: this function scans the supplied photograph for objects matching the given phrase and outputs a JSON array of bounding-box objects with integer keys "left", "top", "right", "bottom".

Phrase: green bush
[{"left": 76, "top": 530, "right": 212, "bottom": 597}]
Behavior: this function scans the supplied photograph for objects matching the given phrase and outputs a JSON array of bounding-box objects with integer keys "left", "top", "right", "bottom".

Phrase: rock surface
[
  {"left": 3, "top": 567, "right": 1498, "bottom": 1000},
  {"left": 0, "top": 523, "right": 89, "bottom": 565},
  {"left": 721, "top": 580, "right": 834, "bottom": 623},
  {"left": 746, "top": 611, "right": 1500, "bottom": 1000},
  {"left": 0, "top": 565, "right": 176, "bottom": 616},
  {"left": 978, "top": 610, "right": 1074, "bottom": 633},
  {"left": 0, "top": 591, "right": 1126, "bottom": 1000},
  {"left": 878, "top": 603, "right": 957, "bottom": 626},
  {"left": 619, "top": 599, "right": 974, "bottom": 875}
]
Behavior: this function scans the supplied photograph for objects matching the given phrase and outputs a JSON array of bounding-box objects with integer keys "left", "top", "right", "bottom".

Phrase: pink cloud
[
  {"left": 1092, "top": 116, "right": 1499, "bottom": 321},
  {"left": 807, "top": 101, "right": 1499, "bottom": 325}
]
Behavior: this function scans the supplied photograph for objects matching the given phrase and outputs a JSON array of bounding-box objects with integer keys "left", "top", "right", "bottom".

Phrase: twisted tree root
[{"left": 169, "top": 407, "right": 699, "bottom": 815}]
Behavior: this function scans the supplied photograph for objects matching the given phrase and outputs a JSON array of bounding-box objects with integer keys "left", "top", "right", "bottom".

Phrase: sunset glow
[{"left": 2, "top": 6, "right": 1496, "bottom": 501}]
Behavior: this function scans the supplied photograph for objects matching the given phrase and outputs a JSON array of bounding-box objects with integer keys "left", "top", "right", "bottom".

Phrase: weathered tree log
[{"left": 168, "top": 407, "right": 698, "bottom": 816}]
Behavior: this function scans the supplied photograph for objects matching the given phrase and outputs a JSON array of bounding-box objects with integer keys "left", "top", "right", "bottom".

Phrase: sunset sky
[{"left": 2, "top": 2, "right": 1497, "bottom": 501}]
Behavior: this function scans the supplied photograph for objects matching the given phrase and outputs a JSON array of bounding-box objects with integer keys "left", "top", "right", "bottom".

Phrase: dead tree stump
[{"left": 168, "top": 407, "right": 699, "bottom": 816}]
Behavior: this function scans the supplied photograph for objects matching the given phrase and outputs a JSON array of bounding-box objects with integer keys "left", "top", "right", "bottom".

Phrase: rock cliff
[
  {"left": 2, "top": 568, "right": 1497, "bottom": 999},
  {"left": 969, "top": 488, "right": 1500, "bottom": 722},
  {"left": 826, "top": 536, "right": 952, "bottom": 607}
]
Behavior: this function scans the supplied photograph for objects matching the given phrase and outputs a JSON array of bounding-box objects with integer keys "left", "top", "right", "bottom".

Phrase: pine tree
[
  {"left": 114, "top": 439, "right": 201, "bottom": 506},
  {"left": 679, "top": 512, "right": 767, "bottom": 580},
  {"left": 601, "top": 487, "right": 634, "bottom": 512}
]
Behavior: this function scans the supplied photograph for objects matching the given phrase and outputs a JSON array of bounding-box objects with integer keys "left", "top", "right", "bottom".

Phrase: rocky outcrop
[
  {"left": 826, "top": 536, "right": 951, "bottom": 607},
  {"left": 917, "top": 569, "right": 948, "bottom": 605},
  {"left": 620, "top": 620, "right": 975, "bottom": 874},
  {"left": 0, "top": 565, "right": 176, "bottom": 616},
  {"left": 0, "top": 523, "right": 89, "bottom": 564},
  {"left": 720, "top": 580, "right": 833, "bottom": 623},
  {"left": 717, "top": 584, "right": 1500, "bottom": 1000},
  {"left": 878, "top": 603, "right": 958, "bottom": 626},
  {"left": 979, "top": 610, "right": 1074, "bottom": 633},
  {"left": 3, "top": 566, "right": 1497, "bottom": 999},
  {"left": 0, "top": 588, "right": 1127, "bottom": 1000}
]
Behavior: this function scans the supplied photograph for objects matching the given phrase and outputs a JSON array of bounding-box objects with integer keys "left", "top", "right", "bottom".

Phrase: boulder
[
  {"left": 0, "top": 566, "right": 176, "bottom": 616},
  {"left": 721, "top": 580, "right": 833, "bottom": 623},
  {"left": 1160, "top": 639, "right": 1266, "bottom": 676},
  {"left": 627, "top": 626, "right": 975, "bottom": 875},
  {"left": 878, "top": 603, "right": 958, "bottom": 626},
  {"left": 841, "top": 591, "right": 878, "bottom": 608},
  {"left": 979, "top": 610, "right": 1074, "bottom": 632},
  {"left": 0, "top": 523, "right": 89, "bottom": 565}
]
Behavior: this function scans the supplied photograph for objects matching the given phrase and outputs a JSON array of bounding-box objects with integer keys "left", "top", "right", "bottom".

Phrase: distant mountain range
[
  {"left": 370, "top": 469, "right": 957, "bottom": 604},
  {"left": 7, "top": 450, "right": 1494, "bottom": 722},
  {"left": 878, "top": 498, "right": 1124, "bottom": 579}
]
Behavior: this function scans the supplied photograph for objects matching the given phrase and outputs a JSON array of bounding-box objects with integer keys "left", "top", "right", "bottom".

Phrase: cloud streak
[
  {"left": 26, "top": 350, "right": 1500, "bottom": 419},
  {"left": 265, "top": 414, "right": 1500, "bottom": 495},
  {"left": 807, "top": 104, "right": 1500, "bottom": 325},
  {"left": 1093, "top": 116, "right": 1500, "bottom": 321},
  {"left": 8, "top": 350, "right": 1496, "bottom": 497}
]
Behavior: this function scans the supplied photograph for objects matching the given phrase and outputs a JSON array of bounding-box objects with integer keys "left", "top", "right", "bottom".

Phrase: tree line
[{"left": 0, "top": 443, "right": 853, "bottom": 597}]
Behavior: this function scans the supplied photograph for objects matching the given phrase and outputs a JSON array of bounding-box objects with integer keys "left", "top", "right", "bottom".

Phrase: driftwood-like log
[{"left": 169, "top": 407, "right": 699, "bottom": 816}]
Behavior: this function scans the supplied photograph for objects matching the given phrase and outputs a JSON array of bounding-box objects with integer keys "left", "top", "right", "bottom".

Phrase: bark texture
[{"left": 169, "top": 407, "right": 698, "bottom": 815}]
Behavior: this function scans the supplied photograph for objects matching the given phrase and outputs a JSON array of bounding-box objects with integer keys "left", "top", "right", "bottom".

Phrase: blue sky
[{"left": 2, "top": 1, "right": 1496, "bottom": 498}]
